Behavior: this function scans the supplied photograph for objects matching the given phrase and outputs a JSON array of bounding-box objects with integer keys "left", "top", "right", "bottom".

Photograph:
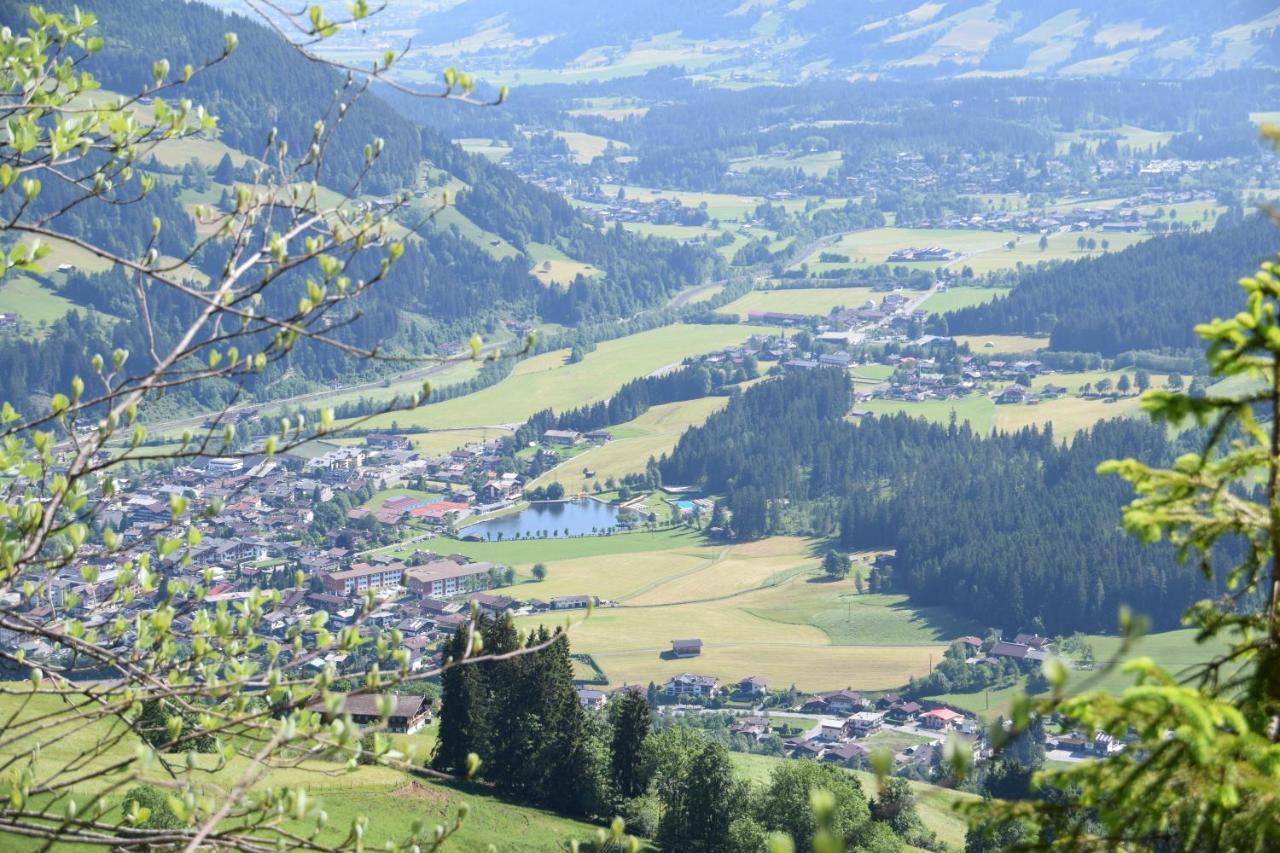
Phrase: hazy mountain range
[{"left": 392, "top": 0, "right": 1280, "bottom": 83}]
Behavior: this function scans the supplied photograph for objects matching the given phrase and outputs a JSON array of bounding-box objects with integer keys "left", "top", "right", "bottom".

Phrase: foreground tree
[
  {"left": 0, "top": 4, "right": 551, "bottom": 850},
  {"left": 969, "top": 137, "right": 1280, "bottom": 847}
]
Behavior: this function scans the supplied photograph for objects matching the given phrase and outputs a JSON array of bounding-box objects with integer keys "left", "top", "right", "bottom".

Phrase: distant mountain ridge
[{"left": 405, "top": 0, "right": 1280, "bottom": 81}]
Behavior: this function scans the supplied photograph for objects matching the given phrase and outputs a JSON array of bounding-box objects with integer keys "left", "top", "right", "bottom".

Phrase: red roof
[
  {"left": 410, "top": 501, "right": 470, "bottom": 518},
  {"left": 922, "top": 707, "right": 962, "bottom": 721}
]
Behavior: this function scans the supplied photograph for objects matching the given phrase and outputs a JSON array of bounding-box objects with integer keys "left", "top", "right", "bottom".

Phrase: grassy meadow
[
  {"left": 0, "top": 693, "right": 596, "bottom": 852},
  {"left": 721, "top": 286, "right": 880, "bottom": 320},
  {"left": 337, "top": 323, "right": 775, "bottom": 432},
  {"left": 527, "top": 395, "right": 730, "bottom": 491},
  {"left": 487, "top": 535, "right": 962, "bottom": 691},
  {"left": 921, "top": 286, "right": 1010, "bottom": 314}
]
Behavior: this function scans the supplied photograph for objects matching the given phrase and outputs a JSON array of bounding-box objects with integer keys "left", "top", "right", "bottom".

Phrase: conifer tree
[
  {"left": 432, "top": 623, "right": 492, "bottom": 775},
  {"left": 609, "top": 688, "right": 652, "bottom": 801}
]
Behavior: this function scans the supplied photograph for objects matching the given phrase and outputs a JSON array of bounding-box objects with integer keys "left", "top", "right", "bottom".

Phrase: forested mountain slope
[
  {"left": 0, "top": 0, "right": 716, "bottom": 412},
  {"left": 944, "top": 212, "right": 1277, "bottom": 355}
]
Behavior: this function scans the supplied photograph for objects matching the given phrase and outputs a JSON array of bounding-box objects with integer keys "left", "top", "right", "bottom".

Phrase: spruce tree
[
  {"left": 481, "top": 614, "right": 526, "bottom": 787},
  {"left": 431, "top": 623, "right": 491, "bottom": 775},
  {"left": 609, "top": 688, "right": 652, "bottom": 801}
]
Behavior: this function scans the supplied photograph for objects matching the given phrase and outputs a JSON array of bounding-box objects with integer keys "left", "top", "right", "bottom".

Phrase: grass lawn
[
  {"left": 727, "top": 752, "right": 977, "bottom": 849},
  {"left": 362, "top": 488, "right": 443, "bottom": 511},
  {"left": 720, "top": 287, "right": 880, "bottom": 320},
  {"left": 921, "top": 286, "right": 1009, "bottom": 314},
  {"left": 1080, "top": 628, "right": 1236, "bottom": 698},
  {"left": 527, "top": 396, "right": 730, "bottom": 492},
  {"left": 859, "top": 396, "right": 996, "bottom": 435},
  {"left": 554, "top": 130, "right": 628, "bottom": 164},
  {"left": 849, "top": 364, "right": 895, "bottom": 384},
  {"left": 952, "top": 334, "right": 1047, "bottom": 354},
  {"left": 336, "top": 324, "right": 777, "bottom": 432}
]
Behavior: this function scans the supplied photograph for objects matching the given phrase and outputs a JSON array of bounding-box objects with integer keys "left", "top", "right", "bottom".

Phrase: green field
[
  {"left": 804, "top": 228, "right": 1019, "bottom": 273},
  {"left": 484, "top": 535, "right": 955, "bottom": 692},
  {"left": 0, "top": 693, "right": 596, "bottom": 852},
  {"left": 961, "top": 228, "right": 1148, "bottom": 275},
  {"left": 859, "top": 396, "right": 996, "bottom": 435},
  {"left": 337, "top": 324, "right": 776, "bottom": 433},
  {"left": 721, "top": 286, "right": 880, "bottom": 320},
  {"left": 0, "top": 276, "right": 101, "bottom": 329},
  {"left": 921, "top": 286, "right": 1009, "bottom": 314},
  {"left": 454, "top": 137, "right": 513, "bottom": 161},
  {"left": 1053, "top": 124, "right": 1175, "bottom": 155},
  {"left": 362, "top": 488, "right": 444, "bottom": 511},
  {"left": 727, "top": 753, "right": 978, "bottom": 850},
  {"left": 554, "top": 130, "right": 629, "bottom": 164},
  {"left": 526, "top": 241, "right": 601, "bottom": 287},
  {"left": 428, "top": 205, "right": 520, "bottom": 260},
  {"left": 952, "top": 334, "right": 1047, "bottom": 354},
  {"left": 600, "top": 184, "right": 772, "bottom": 222},
  {"left": 528, "top": 395, "right": 730, "bottom": 492},
  {"left": 729, "top": 150, "right": 843, "bottom": 177}
]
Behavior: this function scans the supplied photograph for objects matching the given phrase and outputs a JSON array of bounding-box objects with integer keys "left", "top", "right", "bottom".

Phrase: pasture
[
  {"left": 428, "top": 206, "right": 520, "bottom": 260},
  {"left": 554, "top": 130, "right": 628, "bottom": 164},
  {"left": 454, "top": 137, "right": 513, "bottom": 161},
  {"left": 805, "top": 227, "right": 1020, "bottom": 273},
  {"left": 337, "top": 324, "right": 776, "bottom": 432},
  {"left": 960, "top": 228, "right": 1148, "bottom": 275},
  {"left": 526, "top": 241, "right": 601, "bottom": 287},
  {"left": 728, "top": 150, "right": 843, "bottom": 177},
  {"left": 527, "top": 396, "right": 730, "bottom": 492},
  {"left": 600, "top": 184, "right": 770, "bottom": 222},
  {"left": 720, "top": 286, "right": 879, "bottom": 320},
  {"left": 858, "top": 396, "right": 996, "bottom": 435},
  {"left": 0, "top": 276, "right": 99, "bottom": 329},
  {"left": 503, "top": 536, "right": 956, "bottom": 691},
  {"left": 1053, "top": 124, "right": 1175, "bottom": 155},
  {"left": 0, "top": 692, "right": 595, "bottom": 852},
  {"left": 993, "top": 395, "right": 1142, "bottom": 435},
  {"left": 952, "top": 334, "right": 1047, "bottom": 354},
  {"left": 920, "top": 286, "right": 1009, "bottom": 314}
]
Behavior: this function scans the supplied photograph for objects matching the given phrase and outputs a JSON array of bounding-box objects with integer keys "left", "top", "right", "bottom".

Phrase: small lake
[{"left": 465, "top": 499, "right": 634, "bottom": 540}]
